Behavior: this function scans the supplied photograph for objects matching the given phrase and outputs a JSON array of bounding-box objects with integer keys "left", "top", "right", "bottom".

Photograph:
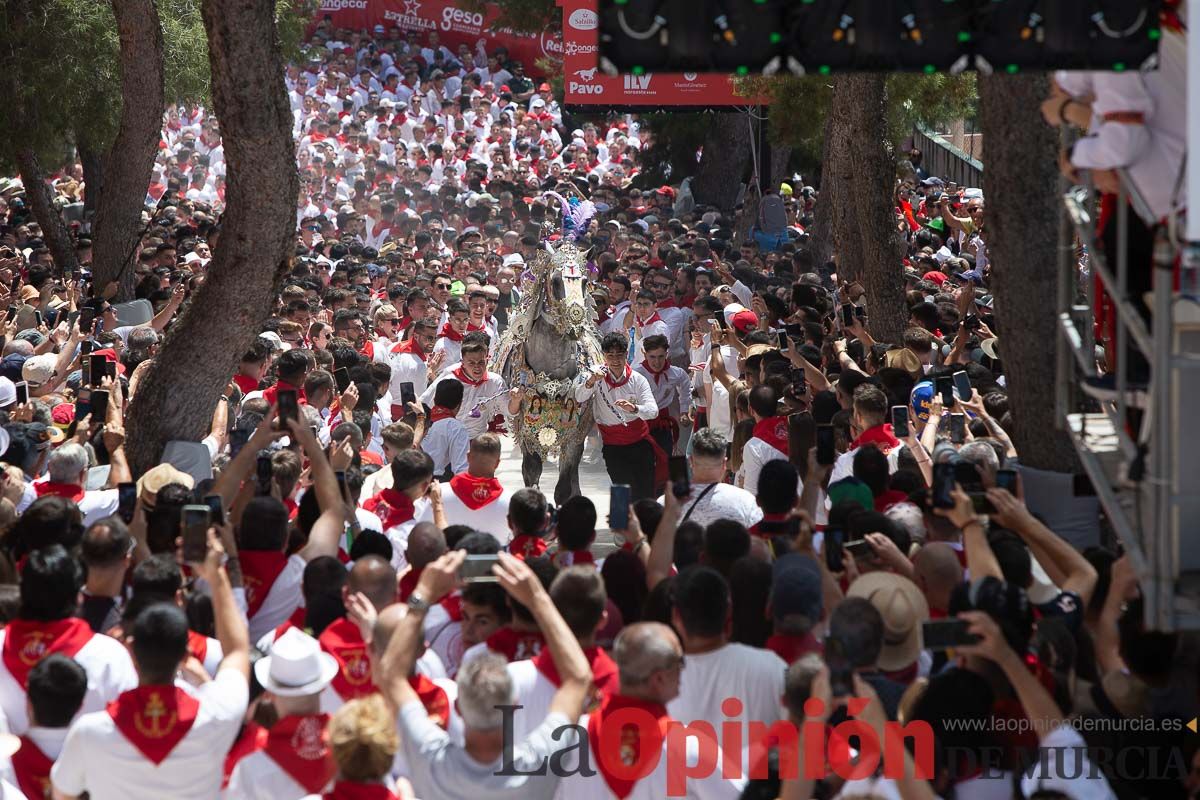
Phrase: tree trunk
[
  {"left": 979, "top": 74, "right": 1078, "bottom": 473},
  {"left": 14, "top": 148, "right": 79, "bottom": 275},
  {"left": 90, "top": 0, "right": 166, "bottom": 300},
  {"left": 829, "top": 74, "right": 908, "bottom": 345},
  {"left": 77, "top": 138, "right": 105, "bottom": 224},
  {"left": 125, "top": 0, "right": 298, "bottom": 475},
  {"left": 806, "top": 111, "right": 838, "bottom": 270},
  {"left": 691, "top": 111, "right": 751, "bottom": 213}
]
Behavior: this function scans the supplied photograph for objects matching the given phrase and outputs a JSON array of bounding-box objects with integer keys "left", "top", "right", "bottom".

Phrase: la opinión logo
[{"left": 495, "top": 697, "right": 935, "bottom": 795}]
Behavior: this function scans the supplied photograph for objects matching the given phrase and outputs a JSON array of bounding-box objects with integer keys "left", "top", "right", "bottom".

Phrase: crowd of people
[{"left": 0, "top": 14, "right": 1193, "bottom": 800}]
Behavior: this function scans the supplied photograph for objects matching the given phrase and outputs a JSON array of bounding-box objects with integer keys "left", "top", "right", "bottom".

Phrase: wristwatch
[{"left": 407, "top": 592, "right": 431, "bottom": 615}]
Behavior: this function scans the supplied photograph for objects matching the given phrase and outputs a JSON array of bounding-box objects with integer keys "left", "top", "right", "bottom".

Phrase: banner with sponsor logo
[
  {"left": 559, "top": 0, "right": 761, "bottom": 107},
  {"left": 315, "top": 0, "right": 560, "bottom": 75}
]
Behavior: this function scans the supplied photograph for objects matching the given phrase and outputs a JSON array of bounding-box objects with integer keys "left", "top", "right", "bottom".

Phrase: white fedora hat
[{"left": 254, "top": 628, "right": 339, "bottom": 697}]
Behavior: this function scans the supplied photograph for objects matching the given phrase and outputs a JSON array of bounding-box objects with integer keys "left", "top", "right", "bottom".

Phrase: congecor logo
[
  {"left": 568, "top": 8, "right": 599, "bottom": 30},
  {"left": 320, "top": 0, "right": 367, "bottom": 10},
  {"left": 441, "top": 6, "right": 485, "bottom": 32}
]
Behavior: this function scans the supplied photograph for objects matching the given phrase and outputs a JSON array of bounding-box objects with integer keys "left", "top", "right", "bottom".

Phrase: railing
[
  {"left": 911, "top": 125, "right": 984, "bottom": 188},
  {"left": 1056, "top": 167, "right": 1200, "bottom": 632}
]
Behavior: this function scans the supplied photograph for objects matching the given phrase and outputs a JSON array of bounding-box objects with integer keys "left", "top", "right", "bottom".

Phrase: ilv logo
[{"left": 623, "top": 75, "right": 652, "bottom": 91}]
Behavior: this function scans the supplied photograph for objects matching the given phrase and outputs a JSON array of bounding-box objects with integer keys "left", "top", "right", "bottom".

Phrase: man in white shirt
[
  {"left": 420, "top": 378, "right": 470, "bottom": 480},
  {"left": 226, "top": 628, "right": 338, "bottom": 798},
  {"left": 358, "top": 450, "right": 436, "bottom": 571},
  {"left": 51, "top": 531, "right": 250, "bottom": 800},
  {"left": 441, "top": 433, "right": 513, "bottom": 541},
  {"left": 421, "top": 336, "right": 520, "bottom": 438},
  {"left": 376, "top": 550, "right": 591, "bottom": 800},
  {"left": 0, "top": 546, "right": 136, "bottom": 737},
  {"left": 383, "top": 318, "right": 438, "bottom": 421},
  {"left": 829, "top": 383, "right": 902, "bottom": 485},
  {"left": 575, "top": 333, "right": 662, "bottom": 501},
  {"left": 634, "top": 334, "right": 691, "bottom": 458},
  {"left": 737, "top": 385, "right": 792, "bottom": 496},
  {"left": 31, "top": 443, "right": 123, "bottom": 527},
  {"left": 664, "top": 428, "right": 762, "bottom": 529},
  {"left": 667, "top": 566, "right": 787, "bottom": 775},
  {"left": 627, "top": 292, "right": 670, "bottom": 367},
  {"left": 555, "top": 621, "right": 745, "bottom": 800},
  {"left": 8, "top": 654, "right": 86, "bottom": 800}
]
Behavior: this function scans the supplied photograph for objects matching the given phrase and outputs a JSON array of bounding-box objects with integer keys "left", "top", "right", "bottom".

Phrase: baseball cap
[
  {"left": 22, "top": 354, "right": 58, "bottom": 387},
  {"left": 954, "top": 269, "right": 985, "bottom": 286},
  {"left": 827, "top": 477, "right": 874, "bottom": 512},
  {"left": 922, "top": 271, "right": 948, "bottom": 287},
  {"left": 730, "top": 310, "right": 759, "bottom": 334}
]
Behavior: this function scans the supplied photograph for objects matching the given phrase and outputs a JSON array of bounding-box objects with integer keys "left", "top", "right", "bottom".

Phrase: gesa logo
[{"left": 442, "top": 6, "right": 484, "bottom": 31}]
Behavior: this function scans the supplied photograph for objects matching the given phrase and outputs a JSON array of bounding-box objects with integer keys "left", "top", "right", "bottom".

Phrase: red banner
[
  {"left": 558, "top": 0, "right": 760, "bottom": 107},
  {"left": 315, "top": 0, "right": 560, "bottom": 74}
]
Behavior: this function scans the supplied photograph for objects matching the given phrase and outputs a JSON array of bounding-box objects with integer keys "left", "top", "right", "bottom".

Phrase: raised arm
[
  {"left": 290, "top": 419, "right": 345, "bottom": 562},
  {"left": 935, "top": 485, "right": 1002, "bottom": 580},
  {"left": 645, "top": 486, "right": 681, "bottom": 590},
  {"left": 191, "top": 526, "right": 250, "bottom": 680},
  {"left": 987, "top": 489, "right": 1098, "bottom": 606},
  {"left": 494, "top": 552, "right": 593, "bottom": 722}
]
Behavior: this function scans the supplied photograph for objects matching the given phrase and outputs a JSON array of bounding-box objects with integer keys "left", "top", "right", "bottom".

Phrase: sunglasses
[{"left": 434, "top": 283, "right": 451, "bottom": 290}]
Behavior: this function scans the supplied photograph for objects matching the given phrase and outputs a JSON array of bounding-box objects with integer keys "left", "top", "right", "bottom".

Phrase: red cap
[
  {"left": 922, "top": 270, "right": 948, "bottom": 286},
  {"left": 90, "top": 348, "right": 128, "bottom": 376},
  {"left": 538, "top": 83, "right": 550, "bottom": 92},
  {"left": 655, "top": 185, "right": 676, "bottom": 198},
  {"left": 500, "top": 85, "right": 510, "bottom": 93},
  {"left": 731, "top": 310, "right": 759, "bottom": 334}
]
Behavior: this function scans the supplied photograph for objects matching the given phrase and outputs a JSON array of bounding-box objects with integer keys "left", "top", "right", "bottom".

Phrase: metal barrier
[
  {"left": 911, "top": 125, "right": 984, "bottom": 188},
  {"left": 1056, "top": 169, "right": 1200, "bottom": 632}
]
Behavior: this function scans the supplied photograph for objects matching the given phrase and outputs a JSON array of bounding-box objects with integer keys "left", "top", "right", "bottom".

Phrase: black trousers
[
  {"left": 649, "top": 427, "right": 674, "bottom": 459},
  {"left": 602, "top": 440, "right": 656, "bottom": 502}
]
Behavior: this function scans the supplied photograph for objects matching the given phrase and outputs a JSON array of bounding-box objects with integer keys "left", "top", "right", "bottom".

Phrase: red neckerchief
[
  {"left": 263, "top": 380, "right": 307, "bottom": 407},
  {"left": 586, "top": 694, "right": 674, "bottom": 799},
  {"left": 634, "top": 312, "right": 662, "bottom": 328},
  {"left": 641, "top": 360, "right": 670, "bottom": 385},
  {"left": 33, "top": 481, "right": 85, "bottom": 502},
  {"left": 509, "top": 534, "right": 548, "bottom": 561},
  {"left": 223, "top": 724, "right": 269, "bottom": 785},
  {"left": 323, "top": 781, "right": 398, "bottom": 800},
  {"left": 429, "top": 405, "right": 457, "bottom": 424},
  {"left": 318, "top": 617, "right": 376, "bottom": 700},
  {"left": 452, "top": 366, "right": 486, "bottom": 388},
  {"left": 849, "top": 423, "right": 901, "bottom": 454},
  {"left": 881, "top": 663, "right": 919, "bottom": 685},
  {"left": 448, "top": 472, "right": 503, "bottom": 510},
  {"left": 467, "top": 320, "right": 486, "bottom": 332},
  {"left": 264, "top": 713, "right": 336, "bottom": 793},
  {"left": 440, "top": 592, "right": 463, "bottom": 622},
  {"left": 656, "top": 298, "right": 678, "bottom": 309},
  {"left": 438, "top": 322, "right": 465, "bottom": 342},
  {"left": 390, "top": 336, "right": 426, "bottom": 362},
  {"left": 108, "top": 685, "right": 200, "bottom": 765},
  {"left": 370, "top": 219, "right": 392, "bottom": 239},
  {"left": 187, "top": 629, "right": 209, "bottom": 664},
  {"left": 233, "top": 373, "right": 261, "bottom": 394},
  {"left": 358, "top": 340, "right": 375, "bottom": 360},
  {"left": 765, "top": 633, "right": 823, "bottom": 665},
  {"left": 485, "top": 627, "right": 545, "bottom": 662},
  {"left": 410, "top": 674, "right": 450, "bottom": 729},
  {"left": 1162, "top": 0, "right": 1183, "bottom": 33},
  {"left": 874, "top": 489, "right": 909, "bottom": 512},
  {"left": 752, "top": 415, "right": 789, "bottom": 454},
  {"left": 362, "top": 488, "right": 416, "bottom": 530},
  {"left": 552, "top": 549, "right": 595, "bottom": 568},
  {"left": 2, "top": 618, "right": 93, "bottom": 688},
  {"left": 604, "top": 365, "right": 632, "bottom": 389},
  {"left": 239, "top": 550, "right": 290, "bottom": 619},
  {"left": 12, "top": 735, "right": 53, "bottom": 800},
  {"left": 534, "top": 646, "right": 618, "bottom": 700},
  {"left": 749, "top": 512, "right": 790, "bottom": 539},
  {"left": 398, "top": 568, "right": 422, "bottom": 601}
]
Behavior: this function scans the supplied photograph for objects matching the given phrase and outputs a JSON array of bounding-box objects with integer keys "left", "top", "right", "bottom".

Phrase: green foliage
[
  {"left": 466, "top": 0, "right": 557, "bottom": 34},
  {"left": 0, "top": 0, "right": 313, "bottom": 173}
]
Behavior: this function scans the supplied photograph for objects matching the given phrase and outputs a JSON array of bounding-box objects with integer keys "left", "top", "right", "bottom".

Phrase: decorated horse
[{"left": 491, "top": 193, "right": 603, "bottom": 506}]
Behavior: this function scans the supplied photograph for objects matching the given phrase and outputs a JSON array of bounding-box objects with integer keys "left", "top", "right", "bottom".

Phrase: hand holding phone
[
  {"left": 891, "top": 405, "right": 910, "bottom": 439},
  {"left": 816, "top": 424, "right": 835, "bottom": 466},
  {"left": 118, "top": 482, "right": 137, "bottom": 524},
  {"left": 921, "top": 619, "right": 982, "bottom": 651},
  {"left": 609, "top": 484, "right": 631, "bottom": 530},
  {"left": 180, "top": 505, "right": 212, "bottom": 564},
  {"left": 459, "top": 554, "right": 500, "bottom": 583},
  {"left": 399, "top": 381, "right": 417, "bottom": 407},
  {"left": 276, "top": 389, "right": 300, "bottom": 427},
  {"left": 668, "top": 456, "right": 690, "bottom": 499}
]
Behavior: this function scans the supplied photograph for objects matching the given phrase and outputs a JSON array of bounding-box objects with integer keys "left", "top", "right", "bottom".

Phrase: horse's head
[{"left": 536, "top": 241, "right": 593, "bottom": 335}]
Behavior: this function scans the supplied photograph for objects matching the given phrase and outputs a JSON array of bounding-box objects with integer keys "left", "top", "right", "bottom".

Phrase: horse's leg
[
  {"left": 522, "top": 447, "right": 543, "bottom": 490},
  {"left": 556, "top": 436, "right": 585, "bottom": 507}
]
